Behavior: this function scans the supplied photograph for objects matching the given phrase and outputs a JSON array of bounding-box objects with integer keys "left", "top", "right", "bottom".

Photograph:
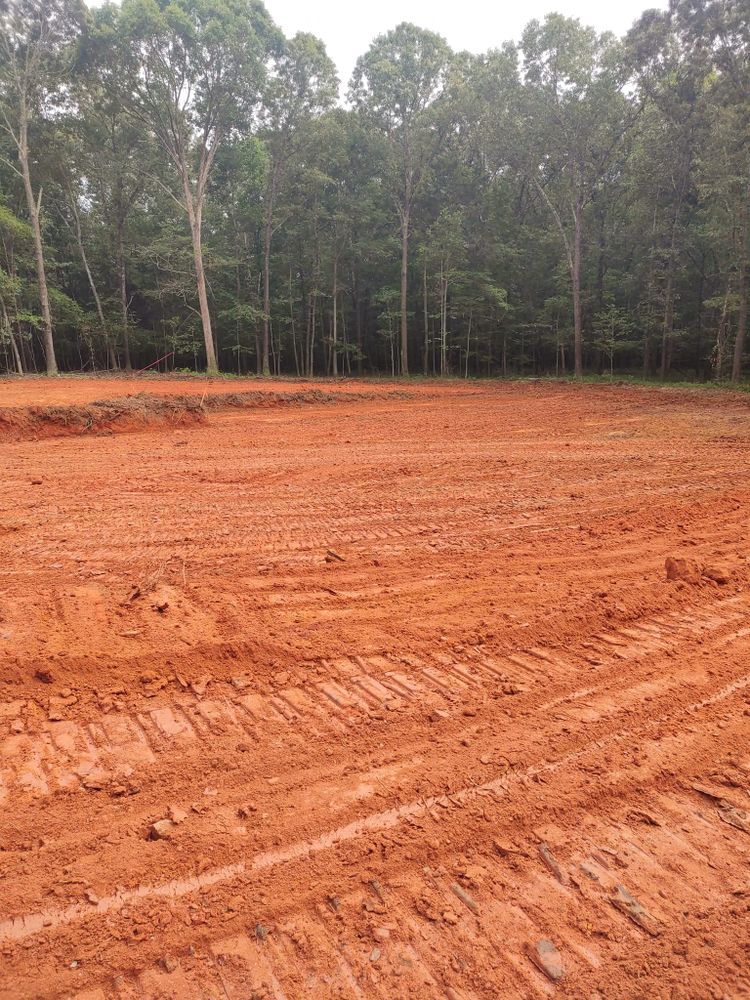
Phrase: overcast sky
[{"left": 268, "top": 0, "right": 668, "bottom": 87}]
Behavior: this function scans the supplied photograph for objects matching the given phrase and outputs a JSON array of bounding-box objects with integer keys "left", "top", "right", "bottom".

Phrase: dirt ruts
[{"left": 0, "top": 379, "right": 748, "bottom": 999}]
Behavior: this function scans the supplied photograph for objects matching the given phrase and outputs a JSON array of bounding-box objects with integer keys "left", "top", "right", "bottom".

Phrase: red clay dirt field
[{"left": 0, "top": 377, "right": 749, "bottom": 1000}]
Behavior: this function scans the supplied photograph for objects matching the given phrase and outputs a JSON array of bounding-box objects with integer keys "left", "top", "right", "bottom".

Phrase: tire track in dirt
[
  {"left": 4, "top": 652, "right": 748, "bottom": 999},
  {"left": 1, "top": 594, "right": 745, "bottom": 804}
]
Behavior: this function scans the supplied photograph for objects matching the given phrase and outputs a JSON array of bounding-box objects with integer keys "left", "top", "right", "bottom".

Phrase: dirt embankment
[{"left": 0, "top": 388, "right": 416, "bottom": 443}]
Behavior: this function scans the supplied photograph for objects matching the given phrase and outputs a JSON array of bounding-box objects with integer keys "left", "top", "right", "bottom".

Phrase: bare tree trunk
[
  {"left": 342, "top": 304, "right": 350, "bottom": 375},
  {"left": 331, "top": 254, "right": 338, "bottom": 376},
  {"left": 289, "top": 267, "right": 301, "bottom": 377},
  {"left": 714, "top": 280, "right": 731, "bottom": 379},
  {"left": 309, "top": 291, "right": 316, "bottom": 377},
  {"left": 69, "top": 192, "right": 112, "bottom": 369},
  {"left": 440, "top": 263, "right": 448, "bottom": 376},
  {"left": 399, "top": 200, "right": 410, "bottom": 375},
  {"left": 351, "top": 266, "right": 363, "bottom": 375},
  {"left": 531, "top": 176, "right": 583, "bottom": 377},
  {"left": 660, "top": 263, "right": 676, "bottom": 381},
  {"left": 731, "top": 187, "right": 748, "bottom": 383},
  {"left": 660, "top": 163, "right": 690, "bottom": 381},
  {"left": 423, "top": 252, "right": 429, "bottom": 375},
  {"left": 117, "top": 224, "right": 131, "bottom": 371},
  {"left": 572, "top": 205, "right": 583, "bottom": 377},
  {"left": 9, "top": 328, "right": 23, "bottom": 373},
  {"left": 183, "top": 184, "right": 218, "bottom": 375},
  {"left": 261, "top": 215, "right": 272, "bottom": 376},
  {"left": 19, "top": 108, "right": 57, "bottom": 374},
  {"left": 643, "top": 199, "right": 659, "bottom": 378},
  {"left": 1, "top": 299, "right": 23, "bottom": 373}
]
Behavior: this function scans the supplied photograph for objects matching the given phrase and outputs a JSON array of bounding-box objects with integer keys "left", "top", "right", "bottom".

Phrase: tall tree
[
  {"left": 120, "top": 0, "right": 279, "bottom": 375},
  {"left": 257, "top": 32, "right": 337, "bottom": 375},
  {"left": 517, "top": 15, "right": 635, "bottom": 376},
  {"left": 351, "top": 23, "right": 452, "bottom": 375},
  {"left": 0, "top": 0, "right": 84, "bottom": 374},
  {"left": 676, "top": 0, "right": 750, "bottom": 381}
]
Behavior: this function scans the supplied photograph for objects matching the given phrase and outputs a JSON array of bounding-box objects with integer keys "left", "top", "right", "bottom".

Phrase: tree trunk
[
  {"left": 117, "top": 225, "right": 132, "bottom": 371},
  {"left": 714, "top": 280, "right": 731, "bottom": 379},
  {"left": 731, "top": 187, "right": 748, "bottom": 383},
  {"left": 184, "top": 185, "right": 218, "bottom": 375},
  {"left": 400, "top": 202, "right": 410, "bottom": 375},
  {"left": 660, "top": 162, "right": 690, "bottom": 381},
  {"left": 531, "top": 176, "right": 583, "bottom": 377},
  {"left": 351, "top": 266, "right": 363, "bottom": 375},
  {"left": 70, "top": 193, "right": 112, "bottom": 369},
  {"left": 289, "top": 267, "right": 301, "bottom": 377},
  {"left": 1, "top": 299, "right": 23, "bottom": 374},
  {"left": 440, "top": 263, "right": 448, "bottom": 376},
  {"left": 572, "top": 205, "right": 583, "bottom": 377},
  {"left": 309, "top": 291, "right": 316, "bottom": 377},
  {"left": 423, "top": 253, "right": 429, "bottom": 375},
  {"left": 19, "top": 108, "right": 57, "bottom": 375},
  {"left": 331, "top": 254, "right": 338, "bottom": 376},
  {"left": 9, "top": 327, "right": 24, "bottom": 374},
  {"left": 660, "top": 265, "right": 675, "bottom": 381},
  {"left": 694, "top": 254, "right": 705, "bottom": 379},
  {"left": 261, "top": 216, "right": 272, "bottom": 376}
]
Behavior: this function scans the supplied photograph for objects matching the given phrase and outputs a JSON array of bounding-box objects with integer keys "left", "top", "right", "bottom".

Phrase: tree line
[{"left": 0, "top": 0, "right": 748, "bottom": 381}]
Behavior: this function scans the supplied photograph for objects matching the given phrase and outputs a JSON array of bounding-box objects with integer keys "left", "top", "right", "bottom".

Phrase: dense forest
[{"left": 0, "top": 0, "right": 748, "bottom": 381}]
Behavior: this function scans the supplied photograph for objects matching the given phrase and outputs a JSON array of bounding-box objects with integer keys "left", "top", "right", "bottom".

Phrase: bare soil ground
[{"left": 0, "top": 378, "right": 748, "bottom": 1000}]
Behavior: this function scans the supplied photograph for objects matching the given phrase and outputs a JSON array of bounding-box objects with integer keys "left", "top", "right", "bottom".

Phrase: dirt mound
[{"left": 0, "top": 388, "right": 397, "bottom": 442}]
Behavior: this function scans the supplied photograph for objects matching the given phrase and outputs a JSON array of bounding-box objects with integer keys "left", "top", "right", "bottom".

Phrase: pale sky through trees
[
  {"left": 266, "top": 0, "right": 670, "bottom": 86},
  {"left": 84, "top": 0, "right": 672, "bottom": 88}
]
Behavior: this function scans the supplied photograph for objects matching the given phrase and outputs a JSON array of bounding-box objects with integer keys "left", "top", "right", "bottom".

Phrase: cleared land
[{"left": 0, "top": 378, "right": 748, "bottom": 1000}]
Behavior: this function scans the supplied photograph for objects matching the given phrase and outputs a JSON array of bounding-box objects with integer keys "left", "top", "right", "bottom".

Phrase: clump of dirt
[
  {"left": 665, "top": 556, "right": 703, "bottom": 584},
  {"left": 0, "top": 388, "right": 407, "bottom": 443},
  {"left": 665, "top": 555, "right": 734, "bottom": 586}
]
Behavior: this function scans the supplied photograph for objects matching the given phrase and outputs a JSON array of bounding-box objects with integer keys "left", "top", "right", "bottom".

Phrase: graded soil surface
[{"left": 0, "top": 378, "right": 748, "bottom": 999}]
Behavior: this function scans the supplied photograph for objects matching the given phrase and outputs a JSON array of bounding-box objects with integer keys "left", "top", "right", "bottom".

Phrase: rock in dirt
[
  {"left": 450, "top": 883, "right": 479, "bottom": 914},
  {"left": 665, "top": 556, "right": 702, "bottom": 585},
  {"left": 702, "top": 564, "right": 731, "bottom": 585},
  {"left": 168, "top": 805, "right": 188, "bottom": 824},
  {"left": 610, "top": 884, "right": 661, "bottom": 936},
  {"left": 148, "top": 819, "right": 176, "bottom": 841},
  {"left": 528, "top": 939, "right": 564, "bottom": 982},
  {"left": 538, "top": 841, "right": 567, "bottom": 885},
  {"left": 493, "top": 839, "right": 524, "bottom": 857},
  {"left": 189, "top": 675, "right": 210, "bottom": 696},
  {"left": 34, "top": 668, "right": 54, "bottom": 684},
  {"left": 717, "top": 803, "right": 750, "bottom": 834}
]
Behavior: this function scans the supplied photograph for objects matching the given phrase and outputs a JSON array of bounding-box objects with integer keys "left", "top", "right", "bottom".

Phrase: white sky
[{"left": 268, "top": 0, "right": 669, "bottom": 87}]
